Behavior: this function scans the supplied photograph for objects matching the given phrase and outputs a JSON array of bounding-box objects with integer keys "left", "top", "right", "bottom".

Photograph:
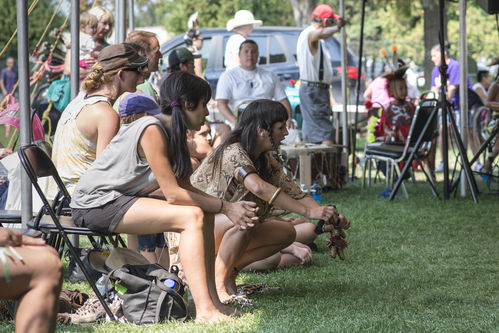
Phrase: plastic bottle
[
  {"left": 310, "top": 183, "right": 322, "bottom": 203},
  {"left": 96, "top": 275, "right": 112, "bottom": 296},
  {"left": 163, "top": 278, "right": 180, "bottom": 292}
]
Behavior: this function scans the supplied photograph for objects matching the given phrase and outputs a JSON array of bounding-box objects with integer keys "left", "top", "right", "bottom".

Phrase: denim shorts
[{"left": 138, "top": 233, "right": 167, "bottom": 252}]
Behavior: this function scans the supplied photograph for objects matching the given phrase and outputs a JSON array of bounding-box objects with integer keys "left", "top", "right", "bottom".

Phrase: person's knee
[
  {"left": 184, "top": 206, "right": 205, "bottom": 230},
  {"left": 282, "top": 223, "right": 296, "bottom": 247},
  {"left": 295, "top": 222, "right": 318, "bottom": 244},
  {"left": 36, "top": 246, "right": 63, "bottom": 287}
]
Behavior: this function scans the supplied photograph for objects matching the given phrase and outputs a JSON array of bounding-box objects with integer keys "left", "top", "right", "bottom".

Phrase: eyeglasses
[
  {"left": 325, "top": 18, "right": 335, "bottom": 24},
  {"left": 123, "top": 64, "right": 147, "bottom": 74}
]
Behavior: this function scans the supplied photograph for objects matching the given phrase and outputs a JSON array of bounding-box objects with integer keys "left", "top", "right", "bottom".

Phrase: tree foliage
[
  {"left": 158, "top": 0, "right": 295, "bottom": 35},
  {"left": 0, "top": 0, "right": 65, "bottom": 59}
]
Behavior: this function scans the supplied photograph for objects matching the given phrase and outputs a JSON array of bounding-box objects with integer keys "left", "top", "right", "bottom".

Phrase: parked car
[{"left": 156, "top": 26, "right": 364, "bottom": 118}]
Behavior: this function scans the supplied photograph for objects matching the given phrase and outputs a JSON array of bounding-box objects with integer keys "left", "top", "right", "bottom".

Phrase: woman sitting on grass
[
  {"left": 70, "top": 72, "right": 258, "bottom": 323},
  {"left": 191, "top": 99, "right": 350, "bottom": 304}
]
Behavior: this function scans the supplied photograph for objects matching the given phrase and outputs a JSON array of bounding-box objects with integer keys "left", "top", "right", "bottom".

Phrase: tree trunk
[
  {"left": 289, "top": 0, "right": 318, "bottom": 27},
  {"left": 422, "top": 0, "right": 447, "bottom": 90}
]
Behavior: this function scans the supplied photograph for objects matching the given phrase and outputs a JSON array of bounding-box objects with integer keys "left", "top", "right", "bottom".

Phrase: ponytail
[
  {"left": 160, "top": 71, "right": 211, "bottom": 180},
  {"left": 169, "top": 103, "right": 192, "bottom": 179}
]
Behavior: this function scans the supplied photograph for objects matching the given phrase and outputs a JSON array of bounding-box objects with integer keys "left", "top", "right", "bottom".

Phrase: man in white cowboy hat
[
  {"left": 297, "top": 4, "right": 346, "bottom": 145},
  {"left": 224, "top": 10, "right": 262, "bottom": 70}
]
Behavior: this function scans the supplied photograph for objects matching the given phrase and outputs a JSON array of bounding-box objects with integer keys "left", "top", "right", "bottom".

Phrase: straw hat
[
  {"left": 88, "top": 248, "right": 150, "bottom": 274},
  {"left": 226, "top": 10, "right": 262, "bottom": 31}
]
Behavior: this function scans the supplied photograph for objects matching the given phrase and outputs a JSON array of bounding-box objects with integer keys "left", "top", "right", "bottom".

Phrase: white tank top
[
  {"left": 48, "top": 92, "right": 110, "bottom": 199},
  {"left": 297, "top": 25, "right": 333, "bottom": 83}
]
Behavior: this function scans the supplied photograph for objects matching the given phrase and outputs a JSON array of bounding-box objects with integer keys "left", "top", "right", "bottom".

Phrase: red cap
[{"left": 312, "top": 4, "right": 340, "bottom": 20}]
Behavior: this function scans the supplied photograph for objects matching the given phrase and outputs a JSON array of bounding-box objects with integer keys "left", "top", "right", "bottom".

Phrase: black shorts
[{"left": 71, "top": 195, "right": 139, "bottom": 234}]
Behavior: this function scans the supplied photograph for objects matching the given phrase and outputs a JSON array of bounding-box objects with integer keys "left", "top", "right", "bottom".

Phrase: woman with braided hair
[{"left": 191, "top": 99, "right": 350, "bottom": 305}]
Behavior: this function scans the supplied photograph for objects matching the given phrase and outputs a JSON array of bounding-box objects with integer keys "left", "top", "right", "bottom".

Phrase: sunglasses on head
[{"left": 123, "top": 64, "right": 147, "bottom": 74}]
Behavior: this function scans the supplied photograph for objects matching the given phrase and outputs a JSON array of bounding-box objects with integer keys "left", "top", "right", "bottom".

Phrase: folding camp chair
[
  {"left": 17, "top": 144, "right": 124, "bottom": 321},
  {"left": 362, "top": 98, "right": 440, "bottom": 198}
]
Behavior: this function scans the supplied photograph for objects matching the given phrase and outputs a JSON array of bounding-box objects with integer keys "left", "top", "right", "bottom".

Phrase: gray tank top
[{"left": 70, "top": 116, "right": 168, "bottom": 209}]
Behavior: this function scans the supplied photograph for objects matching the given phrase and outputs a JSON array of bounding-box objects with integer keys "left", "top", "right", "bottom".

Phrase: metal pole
[
  {"left": 351, "top": 0, "right": 367, "bottom": 180},
  {"left": 16, "top": 0, "right": 32, "bottom": 226},
  {"left": 439, "top": 0, "right": 449, "bottom": 199},
  {"left": 70, "top": 0, "right": 79, "bottom": 247},
  {"left": 340, "top": 0, "right": 348, "bottom": 154},
  {"left": 115, "top": 0, "right": 120, "bottom": 44},
  {"left": 116, "top": 0, "right": 126, "bottom": 43},
  {"left": 458, "top": 0, "right": 468, "bottom": 197},
  {"left": 128, "top": 0, "right": 134, "bottom": 32},
  {"left": 71, "top": 0, "right": 79, "bottom": 99}
]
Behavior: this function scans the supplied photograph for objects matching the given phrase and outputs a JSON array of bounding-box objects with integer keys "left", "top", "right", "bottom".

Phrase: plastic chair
[
  {"left": 17, "top": 144, "right": 124, "bottom": 320},
  {"left": 362, "top": 98, "right": 440, "bottom": 198}
]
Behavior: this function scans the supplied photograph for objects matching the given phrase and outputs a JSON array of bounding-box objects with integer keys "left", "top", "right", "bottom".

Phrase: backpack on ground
[{"left": 106, "top": 263, "right": 187, "bottom": 324}]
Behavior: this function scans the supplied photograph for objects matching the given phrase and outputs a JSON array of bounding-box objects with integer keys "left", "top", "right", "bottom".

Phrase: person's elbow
[
  {"left": 243, "top": 175, "right": 266, "bottom": 198},
  {"left": 249, "top": 182, "right": 267, "bottom": 199}
]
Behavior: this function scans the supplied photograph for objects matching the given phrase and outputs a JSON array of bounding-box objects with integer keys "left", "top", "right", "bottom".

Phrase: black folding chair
[
  {"left": 17, "top": 144, "right": 124, "bottom": 320},
  {"left": 362, "top": 98, "right": 440, "bottom": 198}
]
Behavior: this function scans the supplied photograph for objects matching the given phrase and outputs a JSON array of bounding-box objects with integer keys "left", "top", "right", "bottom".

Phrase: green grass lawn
[{"left": 1, "top": 172, "right": 498, "bottom": 332}]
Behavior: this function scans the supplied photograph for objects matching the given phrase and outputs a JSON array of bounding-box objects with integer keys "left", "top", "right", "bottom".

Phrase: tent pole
[
  {"left": 458, "top": 0, "right": 468, "bottom": 197},
  {"left": 116, "top": 0, "right": 126, "bottom": 43},
  {"left": 128, "top": 0, "right": 134, "bottom": 32},
  {"left": 351, "top": 0, "right": 367, "bottom": 180},
  {"left": 70, "top": 0, "right": 79, "bottom": 99},
  {"left": 340, "top": 0, "right": 349, "bottom": 154},
  {"left": 17, "top": 0, "right": 32, "bottom": 227}
]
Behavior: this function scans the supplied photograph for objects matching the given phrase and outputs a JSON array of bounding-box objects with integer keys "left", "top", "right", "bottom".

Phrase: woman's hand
[
  {"left": 307, "top": 205, "right": 339, "bottom": 222},
  {"left": 222, "top": 201, "right": 259, "bottom": 230},
  {"left": 0, "top": 229, "right": 46, "bottom": 247}
]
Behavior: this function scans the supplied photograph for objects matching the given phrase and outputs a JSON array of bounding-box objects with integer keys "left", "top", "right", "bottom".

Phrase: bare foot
[
  {"left": 216, "top": 303, "right": 243, "bottom": 317},
  {"left": 195, "top": 310, "right": 234, "bottom": 323},
  {"left": 225, "top": 277, "right": 238, "bottom": 295},
  {"left": 217, "top": 285, "right": 233, "bottom": 303}
]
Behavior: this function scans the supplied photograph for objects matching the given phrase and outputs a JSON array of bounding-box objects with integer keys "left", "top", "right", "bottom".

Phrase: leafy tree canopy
[
  {"left": 157, "top": 0, "right": 295, "bottom": 35},
  {"left": 0, "top": 0, "right": 65, "bottom": 59}
]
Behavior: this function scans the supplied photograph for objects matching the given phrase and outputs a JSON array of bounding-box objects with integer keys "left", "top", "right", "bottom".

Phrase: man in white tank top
[{"left": 297, "top": 4, "right": 346, "bottom": 144}]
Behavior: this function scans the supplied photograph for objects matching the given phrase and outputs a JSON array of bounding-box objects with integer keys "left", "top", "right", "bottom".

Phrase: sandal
[
  {"left": 221, "top": 294, "right": 254, "bottom": 308},
  {"left": 58, "top": 289, "right": 89, "bottom": 314},
  {"left": 236, "top": 283, "right": 280, "bottom": 295}
]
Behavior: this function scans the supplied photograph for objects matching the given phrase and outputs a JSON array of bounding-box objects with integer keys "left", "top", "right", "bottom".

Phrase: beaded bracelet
[{"left": 268, "top": 187, "right": 282, "bottom": 205}]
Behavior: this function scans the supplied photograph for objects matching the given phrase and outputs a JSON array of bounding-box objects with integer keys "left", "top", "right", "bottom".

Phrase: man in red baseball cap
[{"left": 297, "top": 4, "right": 346, "bottom": 145}]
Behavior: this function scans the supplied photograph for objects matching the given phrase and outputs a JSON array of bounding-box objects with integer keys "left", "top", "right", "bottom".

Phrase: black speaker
[{"left": 476, "top": 0, "right": 499, "bottom": 14}]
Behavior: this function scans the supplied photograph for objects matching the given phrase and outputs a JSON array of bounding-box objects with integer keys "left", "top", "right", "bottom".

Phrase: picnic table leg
[{"left": 300, "top": 154, "right": 312, "bottom": 193}]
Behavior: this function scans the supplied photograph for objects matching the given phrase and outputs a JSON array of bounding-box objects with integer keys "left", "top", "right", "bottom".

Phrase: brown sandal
[{"left": 58, "top": 289, "right": 89, "bottom": 314}]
